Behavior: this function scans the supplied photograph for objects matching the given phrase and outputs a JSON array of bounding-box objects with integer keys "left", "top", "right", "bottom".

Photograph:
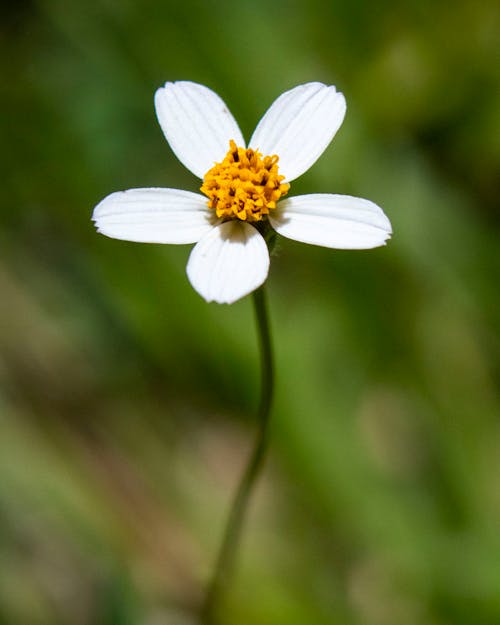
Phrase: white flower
[{"left": 93, "top": 81, "right": 392, "bottom": 304}]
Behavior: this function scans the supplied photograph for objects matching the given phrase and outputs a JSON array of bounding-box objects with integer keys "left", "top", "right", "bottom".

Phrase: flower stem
[{"left": 201, "top": 285, "right": 274, "bottom": 624}]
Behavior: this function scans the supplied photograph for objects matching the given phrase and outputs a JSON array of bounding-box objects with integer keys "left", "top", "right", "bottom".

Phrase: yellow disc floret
[{"left": 200, "top": 140, "right": 290, "bottom": 222}]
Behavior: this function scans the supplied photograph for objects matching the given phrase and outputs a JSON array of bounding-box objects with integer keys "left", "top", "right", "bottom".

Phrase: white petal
[
  {"left": 186, "top": 221, "right": 269, "bottom": 304},
  {"left": 270, "top": 194, "right": 392, "bottom": 249},
  {"left": 248, "top": 82, "right": 346, "bottom": 182},
  {"left": 92, "top": 188, "right": 213, "bottom": 244},
  {"left": 154, "top": 81, "right": 245, "bottom": 179}
]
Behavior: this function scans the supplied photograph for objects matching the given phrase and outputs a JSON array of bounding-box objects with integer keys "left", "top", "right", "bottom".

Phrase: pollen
[{"left": 200, "top": 140, "right": 290, "bottom": 222}]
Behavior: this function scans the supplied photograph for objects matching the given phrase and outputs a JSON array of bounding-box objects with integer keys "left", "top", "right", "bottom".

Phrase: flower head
[
  {"left": 93, "top": 81, "right": 392, "bottom": 304},
  {"left": 200, "top": 140, "right": 290, "bottom": 222}
]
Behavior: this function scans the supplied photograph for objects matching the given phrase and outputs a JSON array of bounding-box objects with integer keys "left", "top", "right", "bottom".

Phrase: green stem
[{"left": 201, "top": 285, "right": 274, "bottom": 624}]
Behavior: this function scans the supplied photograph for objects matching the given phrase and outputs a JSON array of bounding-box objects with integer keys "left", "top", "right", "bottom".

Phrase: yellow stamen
[{"left": 200, "top": 140, "right": 290, "bottom": 222}]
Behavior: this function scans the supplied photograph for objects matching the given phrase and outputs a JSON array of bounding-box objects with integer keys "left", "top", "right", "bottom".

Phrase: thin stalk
[{"left": 201, "top": 285, "right": 274, "bottom": 624}]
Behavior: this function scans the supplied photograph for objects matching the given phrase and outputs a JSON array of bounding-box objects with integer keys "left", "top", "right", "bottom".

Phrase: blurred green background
[{"left": 1, "top": 0, "right": 499, "bottom": 623}]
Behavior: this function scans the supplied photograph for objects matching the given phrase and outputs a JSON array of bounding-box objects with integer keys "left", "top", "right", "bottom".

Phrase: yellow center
[{"left": 200, "top": 140, "right": 290, "bottom": 222}]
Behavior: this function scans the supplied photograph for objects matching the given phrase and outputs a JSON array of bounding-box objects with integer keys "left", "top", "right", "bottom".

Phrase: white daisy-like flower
[{"left": 93, "top": 81, "right": 392, "bottom": 304}]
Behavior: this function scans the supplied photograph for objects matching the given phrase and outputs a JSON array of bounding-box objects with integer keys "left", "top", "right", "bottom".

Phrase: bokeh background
[{"left": 1, "top": 0, "right": 499, "bottom": 623}]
